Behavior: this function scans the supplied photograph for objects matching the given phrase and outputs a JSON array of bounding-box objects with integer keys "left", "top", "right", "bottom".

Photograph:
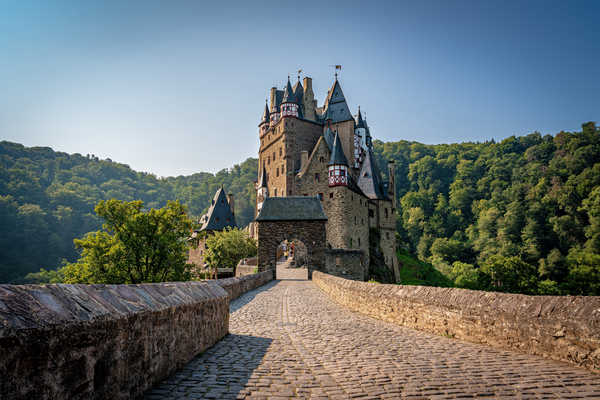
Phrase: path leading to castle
[{"left": 146, "top": 266, "right": 600, "bottom": 399}]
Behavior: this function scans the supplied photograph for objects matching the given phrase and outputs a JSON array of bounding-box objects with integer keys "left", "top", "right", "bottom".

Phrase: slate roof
[
  {"left": 271, "top": 90, "right": 283, "bottom": 112},
  {"left": 258, "top": 164, "right": 268, "bottom": 188},
  {"left": 357, "top": 148, "right": 386, "bottom": 200},
  {"left": 282, "top": 78, "right": 297, "bottom": 104},
  {"left": 293, "top": 80, "right": 304, "bottom": 101},
  {"left": 198, "top": 187, "right": 237, "bottom": 231},
  {"left": 329, "top": 131, "right": 349, "bottom": 166},
  {"left": 323, "top": 127, "right": 335, "bottom": 151},
  {"left": 356, "top": 106, "right": 366, "bottom": 129},
  {"left": 323, "top": 79, "right": 353, "bottom": 123},
  {"left": 255, "top": 197, "right": 328, "bottom": 221},
  {"left": 261, "top": 102, "right": 270, "bottom": 124}
]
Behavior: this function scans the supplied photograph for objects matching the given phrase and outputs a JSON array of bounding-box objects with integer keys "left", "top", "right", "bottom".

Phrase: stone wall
[
  {"left": 0, "top": 281, "right": 229, "bottom": 400},
  {"left": 216, "top": 270, "right": 274, "bottom": 300},
  {"left": 313, "top": 272, "right": 600, "bottom": 372},
  {"left": 324, "top": 249, "right": 366, "bottom": 281}
]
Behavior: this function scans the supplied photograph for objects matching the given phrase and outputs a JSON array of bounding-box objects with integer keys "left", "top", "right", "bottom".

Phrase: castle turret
[
  {"left": 281, "top": 77, "right": 299, "bottom": 118},
  {"left": 328, "top": 132, "right": 349, "bottom": 187},
  {"left": 269, "top": 87, "right": 281, "bottom": 126},
  {"left": 259, "top": 101, "right": 270, "bottom": 135}
]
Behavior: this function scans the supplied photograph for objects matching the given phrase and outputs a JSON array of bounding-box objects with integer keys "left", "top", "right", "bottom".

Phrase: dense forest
[
  {"left": 0, "top": 141, "right": 257, "bottom": 283},
  {"left": 374, "top": 122, "right": 600, "bottom": 295},
  {"left": 2, "top": 122, "right": 599, "bottom": 294}
]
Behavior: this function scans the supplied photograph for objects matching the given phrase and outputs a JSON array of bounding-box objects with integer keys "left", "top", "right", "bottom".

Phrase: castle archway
[{"left": 255, "top": 197, "right": 327, "bottom": 278}]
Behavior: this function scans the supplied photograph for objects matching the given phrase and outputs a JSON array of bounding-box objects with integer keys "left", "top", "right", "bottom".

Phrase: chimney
[
  {"left": 227, "top": 193, "right": 235, "bottom": 216},
  {"left": 269, "top": 87, "right": 277, "bottom": 112},
  {"left": 300, "top": 151, "right": 309, "bottom": 171},
  {"left": 302, "top": 77, "right": 316, "bottom": 121},
  {"left": 303, "top": 77, "right": 313, "bottom": 93}
]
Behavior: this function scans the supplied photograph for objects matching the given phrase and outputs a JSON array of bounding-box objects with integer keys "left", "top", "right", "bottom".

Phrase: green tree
[
  {"left": 204, "top": 227, "right": 257, "bottom": 278},
  {"left": 63, "top": 199, "right": 192, "bottom": 283},
  {"left": 480, "top": 255, "right": 539, "bottom": 294}
]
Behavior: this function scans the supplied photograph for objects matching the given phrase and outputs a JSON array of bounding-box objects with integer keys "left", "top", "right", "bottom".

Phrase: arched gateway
[{"left": 255, "top": 197, "right": 327, "bottom": 276}]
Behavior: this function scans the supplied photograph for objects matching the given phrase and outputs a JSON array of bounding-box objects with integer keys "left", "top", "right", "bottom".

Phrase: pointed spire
[
  {"left": 357, "top": 147, "right": 385, "bottom": 199},
  {"left": 258, "top": 164, "right": 268, "bottom": 188},
  {"left": 329, "top": 131, "right": 349, "bottom": 166},
  {"left": 356, "top": 106, "right": 366, "bottom": 129},
  {"left": 282, "top": 76, "right": 296, "bottom": 104},
  {"left": 261, "top": 100, "right": 270, "bottom": 124},
  {"left": 323, "top": 127, "right": 335, "bottom": 151},
  {"left": 323, "top": 78, "right": 352, "bottom": 123}
]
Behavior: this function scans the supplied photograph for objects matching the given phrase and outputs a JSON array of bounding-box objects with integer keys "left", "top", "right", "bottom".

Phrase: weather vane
[{"left": 329, "top": 64, "right": 342, "bottom": 80}]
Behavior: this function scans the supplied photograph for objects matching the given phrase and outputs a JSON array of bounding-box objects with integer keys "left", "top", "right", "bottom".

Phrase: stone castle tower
[{"left": 254, "top": 74, "right": 399, "bottom": 281}]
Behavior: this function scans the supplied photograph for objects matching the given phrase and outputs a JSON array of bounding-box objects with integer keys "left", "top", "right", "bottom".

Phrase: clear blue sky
[{"left": 1, "top": 0, "right": 598, "bottom": 177}]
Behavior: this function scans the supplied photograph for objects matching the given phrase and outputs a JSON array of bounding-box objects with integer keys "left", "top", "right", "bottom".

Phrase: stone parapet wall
[
  {"left": 235, "top": 265, "right": 258, "bottom": 277},
  {"left": 0, "top": 281, "right": 229, "bottom": 400},
  {"left": 216, "top": 270, "right": 274, "bottom": 300},
  {"left": 324, "top": 249, "right": 365, "bottom": 281},
  {"left": 313, "top": 272, "right": 600, "bottom": 372}
]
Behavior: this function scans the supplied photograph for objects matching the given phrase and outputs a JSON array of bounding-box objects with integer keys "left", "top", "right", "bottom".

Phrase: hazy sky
[{"left": 1, "top": 0, "right": 598, "bottom": 177}]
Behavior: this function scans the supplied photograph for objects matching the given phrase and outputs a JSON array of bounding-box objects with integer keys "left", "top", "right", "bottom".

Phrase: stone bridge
[
  {"left": 1, "top": 262, "right": 599, "bottom": 400},
  {"left": 144, "top": 263, "right": 600, "bottom": 399}
]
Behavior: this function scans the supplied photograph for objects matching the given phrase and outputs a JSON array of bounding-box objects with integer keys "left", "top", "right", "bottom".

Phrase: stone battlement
[{"left": 313, "top": 271, "right": 600, "bottom": 372}]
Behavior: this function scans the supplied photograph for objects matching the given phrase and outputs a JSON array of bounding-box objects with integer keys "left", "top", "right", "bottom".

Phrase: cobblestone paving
[{"left": 146, "top": 272, "right": 600, "bottom": 399}]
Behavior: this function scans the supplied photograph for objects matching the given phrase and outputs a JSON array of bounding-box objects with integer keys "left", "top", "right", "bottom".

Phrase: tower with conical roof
[
  {"left": 256, "top": 164, "right": 269, "bottom": 213},
  {"left": 281, "top": 77, "right": 299, "bottom": 118},
  {"left": 259, "top": 101, "right": 270, "bottom": 135},
  {"left": 328, "top": 132, "right": 349, "bottom": 187}
]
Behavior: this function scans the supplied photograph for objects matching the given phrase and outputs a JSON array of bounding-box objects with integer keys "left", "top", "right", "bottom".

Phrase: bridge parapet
[
  {"left": 0, "top": 271, "right": 274, "bottom": 400},
  {"left": 313, "top": 271, "right": 600, "bottom": 372}
]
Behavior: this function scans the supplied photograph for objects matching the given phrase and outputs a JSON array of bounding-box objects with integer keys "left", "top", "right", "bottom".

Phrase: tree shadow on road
[{"left": 144, "top": 333, "right": 273, "bottom": 399}]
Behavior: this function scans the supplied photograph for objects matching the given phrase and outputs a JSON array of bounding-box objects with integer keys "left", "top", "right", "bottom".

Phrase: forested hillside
[
  {"left": 2, "top": 122, "right": 599, "bottom": 293},
  {"left": 0, "top": 141, "right": 257, "bottom": 283},
  {"left": 373, "top": 122, "right": 600, "bottom": 295}
]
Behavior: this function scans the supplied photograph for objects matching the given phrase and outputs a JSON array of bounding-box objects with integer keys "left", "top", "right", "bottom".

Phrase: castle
[{"left": 253, "top": 74, "right": 399, "bottom": 282}]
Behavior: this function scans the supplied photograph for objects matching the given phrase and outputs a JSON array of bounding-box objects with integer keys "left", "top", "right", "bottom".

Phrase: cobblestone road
[{"left": 146, "top": 267, "right": 600, "bottom": 399}]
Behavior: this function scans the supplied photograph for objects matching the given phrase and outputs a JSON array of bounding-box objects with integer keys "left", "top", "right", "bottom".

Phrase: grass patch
[{"left": 397, "top": 249, "right": 454, "bottom": 287}]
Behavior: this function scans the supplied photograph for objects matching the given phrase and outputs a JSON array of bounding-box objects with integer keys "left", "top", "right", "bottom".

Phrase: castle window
[
  {"left": 276, "top": 168, "right": 279, "bottom": 177},
  {"left": 369, "top": 209, "right": 374, "bottom": 218},
  {"left": 358, "top": 237, "right": 361, "bottom": 246},
  {"left": 273, "top": 151, "right": 276, "bottom": 160},
  {"left": 329, "top": 192, "right": 333, "bottom": 199},
  {"left": 386, "top": 232, "right": 390, "bottom": 239},
  {"left": 274, "top": 188, "right": 278, "bottom": 196},
  {"left": 315, "top": 173, "right": 320, "bottom": 182},
  {"left": 279, "top": 147, "right": 282, "bottom": 157},
  {"left": 385, "top": 208, "right": 388, "bottom": 218},
  {"left": 350, "top": 238, "right": 353, "bottom": 247},
  {"left": 289, "top": 190, "right": 292, "bottom": 195},
  {"left": 318, "top": 193, "right": 324, "bottom": 201},
  {"left": 268, "top": 156, "right": 270, "bottom": 165},
  {"left": 354, "top": 216, "right": 357, "bottom": 224},
  {"left": 320, "top": 156, "right": 325, "bottom": 163}
]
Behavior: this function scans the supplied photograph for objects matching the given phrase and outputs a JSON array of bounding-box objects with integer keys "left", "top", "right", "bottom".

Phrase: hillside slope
[{"left": 0, "top": 141, "right": 257, "bottom": 282}]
